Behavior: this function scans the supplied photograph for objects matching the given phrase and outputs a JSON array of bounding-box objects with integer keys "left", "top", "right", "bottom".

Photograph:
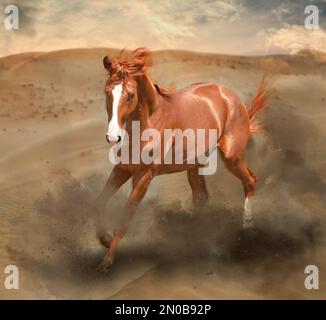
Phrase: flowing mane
[
  {"left": 105, "top": 48, "right": 153, "bottom": 78},
  {"left": 153, "top": 83, "right": 174, "bottom": 101},
  {"left": 105, "top": 48, "right": 174, "bottom": 101}
]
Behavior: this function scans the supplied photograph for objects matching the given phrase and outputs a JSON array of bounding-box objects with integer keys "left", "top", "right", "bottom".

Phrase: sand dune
[{"left": 0, "top": 48, "right": 325, "bottom": 299}]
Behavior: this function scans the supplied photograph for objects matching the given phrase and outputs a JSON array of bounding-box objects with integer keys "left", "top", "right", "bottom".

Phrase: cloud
[
  {"left": 240, "top": 0, "right": 326, "bottom": 27},
  {"left": 0, "top": 0, "right": 325, "bottom": 56},
  {"left": 262, "top": 24, "right": 326, "bottom": 54}
]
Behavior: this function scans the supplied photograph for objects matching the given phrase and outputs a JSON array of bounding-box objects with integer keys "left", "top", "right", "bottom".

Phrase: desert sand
[{"left": 0, "top": 48, "right": 325, "bottom": 299}]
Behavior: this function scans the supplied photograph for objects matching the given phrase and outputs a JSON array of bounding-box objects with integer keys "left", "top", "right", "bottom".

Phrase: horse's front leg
[
  {"left": 99, "top": 169, "right": 153, "bottom": 272},
  {"left": 94, "top": 165, "right": 131, "bottom": 247}
]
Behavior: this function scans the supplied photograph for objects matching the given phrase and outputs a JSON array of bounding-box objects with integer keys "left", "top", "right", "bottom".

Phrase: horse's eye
[{"left": 127, "top": 93, "right": 135, "bottom": 102}]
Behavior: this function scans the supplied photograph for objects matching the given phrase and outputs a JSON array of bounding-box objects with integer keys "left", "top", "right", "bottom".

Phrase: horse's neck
[{"left": 135, "top": 72, "right": 158, "bottom": 131}]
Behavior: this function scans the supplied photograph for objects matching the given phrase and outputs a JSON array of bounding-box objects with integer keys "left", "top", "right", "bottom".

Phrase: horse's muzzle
[{"left": 106, "top": 134, "right": 121, "bottom": 144}]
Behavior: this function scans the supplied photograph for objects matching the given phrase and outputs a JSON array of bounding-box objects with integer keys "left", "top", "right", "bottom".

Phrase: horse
[{"left": 95, "top": 48, "right": 270, "bottom": 271}]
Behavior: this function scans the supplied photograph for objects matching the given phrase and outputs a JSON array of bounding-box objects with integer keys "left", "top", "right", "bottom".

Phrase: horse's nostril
[{"left": 106, "top": 134, "right": 121, "bottom": 144}]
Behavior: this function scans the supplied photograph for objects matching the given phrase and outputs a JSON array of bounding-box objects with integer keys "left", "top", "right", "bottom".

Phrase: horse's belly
[{"left": 153, "top": 163, "right": 189, "bottom": 175}]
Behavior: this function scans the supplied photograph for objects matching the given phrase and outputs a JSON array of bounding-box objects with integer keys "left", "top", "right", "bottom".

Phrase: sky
[{"left": 0, "top": 0, "right": 325, "bottom": 57}]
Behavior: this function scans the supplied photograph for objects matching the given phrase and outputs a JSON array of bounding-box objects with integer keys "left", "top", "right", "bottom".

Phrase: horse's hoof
[
  {"left": 97, "top": 256, "right": 114, "bottom": 273},
  {"left": 97, "top": 231, "right": 113, "bottom": 248}
]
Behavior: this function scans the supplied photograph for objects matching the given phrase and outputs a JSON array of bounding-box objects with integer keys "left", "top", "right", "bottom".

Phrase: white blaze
[{"left": 107, "top": 84, "right": 123, "bottom": 142}]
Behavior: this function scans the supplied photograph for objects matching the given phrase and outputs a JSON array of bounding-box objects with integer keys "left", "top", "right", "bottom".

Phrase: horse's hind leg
[
  {"left": 187, "top": 166, "right": 209, "bottom": 211},
  {"left": 219, "top": 136, "right": 257, "bottom": 228},
  {"left": 95, "top": 165, "right": 131, "bottom": 247}
]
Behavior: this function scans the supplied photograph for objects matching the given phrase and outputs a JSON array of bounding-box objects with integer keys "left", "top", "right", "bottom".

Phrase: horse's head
[{"left": 103, "top": 48, "right": 152, "bottom": 143}]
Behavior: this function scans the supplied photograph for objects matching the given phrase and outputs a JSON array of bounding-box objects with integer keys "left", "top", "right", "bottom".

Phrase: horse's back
[
  {"left": 188, "top": 82, "right": 250, "bottom": 132},
  {"left": 169, "top": 82, "right": 235, "bottom": 136}
]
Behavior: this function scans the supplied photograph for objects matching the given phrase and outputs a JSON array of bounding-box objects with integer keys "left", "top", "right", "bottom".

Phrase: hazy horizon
[{"left": 1, "top": 46, "right": 326, "bottom": 60}]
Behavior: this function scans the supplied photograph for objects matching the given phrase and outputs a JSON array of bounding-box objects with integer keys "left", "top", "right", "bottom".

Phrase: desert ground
[{"left": 0, "top": 48, "right": 325, "bottom": 299}]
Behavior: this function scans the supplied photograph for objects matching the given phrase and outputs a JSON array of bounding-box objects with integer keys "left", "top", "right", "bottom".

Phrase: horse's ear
[{"left": 103, "top": 56, "right": 112, "bottom": 71}]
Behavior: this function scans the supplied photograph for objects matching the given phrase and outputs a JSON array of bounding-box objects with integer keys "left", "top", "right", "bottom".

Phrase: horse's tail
[{"left": 248, "top": 76, "right": 271, "bottom": 134}]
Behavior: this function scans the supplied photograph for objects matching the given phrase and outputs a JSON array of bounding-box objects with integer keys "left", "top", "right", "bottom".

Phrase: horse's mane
[
  {"left": 107, "top": 48, "right": 174, "bottom": 101},
  {"left": 153, "top": 83, "right": 174, "bottom": 101},
  {"left": 108, "top": 48, "right": 153, "bottom": 77}
]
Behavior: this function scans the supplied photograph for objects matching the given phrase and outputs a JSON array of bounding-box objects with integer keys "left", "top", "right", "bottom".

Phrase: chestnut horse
[{"left": 95, "top": 48, "right": 270, "bottom": 271}]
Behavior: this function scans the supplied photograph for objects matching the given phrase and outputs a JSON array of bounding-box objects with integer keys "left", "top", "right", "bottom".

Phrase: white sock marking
[{"left": 243, "top": 197, "right": 253, "bottom": 228}]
